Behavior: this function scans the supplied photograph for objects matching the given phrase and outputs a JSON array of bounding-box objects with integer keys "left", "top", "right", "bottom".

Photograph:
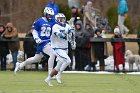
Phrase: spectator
[
  {"left": 74, "top": 19, "right": 85, "bottom": 70},
  {"left": 23, "top": 29, "right": 36, "bottom": 59},
  {"left": 93, "top": 28, "right": 105, "bottom": 71},
  {"left": 137, "top": 25, "right": 140, "bottom": 55},
  {"left": 83, "top": 24, "right": 95, "bottom": 71},
  {"left": 1, "top": 22, "right": 20, "bottom": 71},
  {"left": 118, "top": 0, "right": 129, "bottom": 37},
  {"left": 100, "top": 17, "right": 111, "bottom": 34},
  {"left": 74, "top": 19, "right": 95, "bottom": 71},
  {"left": 69, "top": 8, "right": 81, "bottom": 33},
  {"left": 111, "top": 27, "right": 125, "bottom": 73},
  {"left": 46, "top": 0, "right": 59, "bottom": 17},
  {"left": 23, "top": 29, "right": 38, "bottom": 70},
  {"left": 83, "top": 0, "right": 100, "bottom": 29},
  {"left": 71, "top": 7, "right": 81, "bottom": 25},
  {"left": 0, "top": 24, "right": 9, "bottom": 71}
]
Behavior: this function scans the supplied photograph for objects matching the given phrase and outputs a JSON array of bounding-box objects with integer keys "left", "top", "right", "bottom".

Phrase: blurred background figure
[
  {"left": 137, "top": 24, "right": 140, "bottom": 55},
  {"left": 68, "top": 0, "right": 80, "bottom": 9},
  {"left": 68, "top": 0, "right": 81, "bottom": 27},
  {"left": 0, "top": 24, "right": 9, "bottom": 71},
  {"left": 74, "top": 19, "right": 85, "bottom": 70},
  {"left": 74, "top": 19, "right": 94, "bottom": 71},
  {"left": 70, "top": 7, "right": 80, "bottom": 25},
  {"left": 23, "top": 29, "right": 37, "bottom": 70},
  {"left": 118, "top": 0, "right": 129, "bottom": 37},
  {"left": 100, "top": 17, "right": 111, "bottom": 35},
  {"left": 93, "top": 28, "right": 105, "bottom": 71},
  {"left": 83, "top": 0, "right": 100, "bottom": 30},
  {"left": 46, "top": 0, "right": 59, "bottom": 18},
  {"left": 23, "top": 29, "right": 36, "bottom": 59},
  {"left": 83, "top": 24, "right": 95, "bottom": 71},
  {"left": 111, "top": 27, "right": 125, "bottom": 73},
  {"left": 1, "top": 22, "right": 19, "bottom": 71}
]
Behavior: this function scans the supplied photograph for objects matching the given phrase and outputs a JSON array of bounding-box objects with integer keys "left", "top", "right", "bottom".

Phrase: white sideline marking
[{"left": 63, "top": 71, "right": 140, "bottom": 75}]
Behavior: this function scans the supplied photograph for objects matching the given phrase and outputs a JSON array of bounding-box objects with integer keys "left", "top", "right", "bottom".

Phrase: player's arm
[
  {"left": 53, "top": 25, "right": 66, "bottom": 39},
  {"left": 31, "top": 29, "right": 43, "bottom": 44},
  {"left": 31, "top": 19, "right": 45, "bottom": 44},
  {"left": 68, "top": 26, "right": 76, "bottom": 50}
]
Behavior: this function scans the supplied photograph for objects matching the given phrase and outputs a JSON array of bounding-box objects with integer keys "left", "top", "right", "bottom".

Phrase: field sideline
[{"left": 0, "top": 71, "right": 140, "bottom": 93}]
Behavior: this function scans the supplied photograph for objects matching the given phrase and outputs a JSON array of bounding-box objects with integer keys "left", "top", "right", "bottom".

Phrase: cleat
[
  {"left": 56, "top": 75, "right": 62, "bottom": 84},
  {"left": 45, "top": 78, "right": 53, "bottom": 87},
  {"left": 14, "top": 62, "right": 20, "bottom": 75}
]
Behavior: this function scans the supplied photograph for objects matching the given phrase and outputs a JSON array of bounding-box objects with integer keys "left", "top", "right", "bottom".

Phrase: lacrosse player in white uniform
[
  {"left": 14, "top": 7, "right": 56, "bottom": 76},
  {"left": 44, "top": 13, "right": 76, "bottom": 86}
]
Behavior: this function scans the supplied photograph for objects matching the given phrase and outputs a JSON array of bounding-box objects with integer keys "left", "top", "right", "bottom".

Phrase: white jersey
[{"left": 51, "top": 23, "right": 72, "bottom": 49}]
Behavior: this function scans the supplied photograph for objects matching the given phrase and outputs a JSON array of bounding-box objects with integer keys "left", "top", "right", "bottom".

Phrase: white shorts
[{"left": 54, "top": 49, "right": 71, "bottom": 63}]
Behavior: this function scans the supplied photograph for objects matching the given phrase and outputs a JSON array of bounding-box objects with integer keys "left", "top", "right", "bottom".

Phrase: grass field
[{"left": 0, "top": 71, "right": 140, "bottom": 93}]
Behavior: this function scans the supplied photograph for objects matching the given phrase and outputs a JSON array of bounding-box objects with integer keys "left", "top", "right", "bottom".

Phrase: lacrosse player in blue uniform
[{"left": 14, "top": 7, "right": 56, "bottom": 76}]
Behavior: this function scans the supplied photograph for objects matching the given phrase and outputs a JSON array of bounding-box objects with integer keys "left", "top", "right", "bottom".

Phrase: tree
[
  {"left": 58, "top": 4, "right": 71, "bottom": 20},
  {"left": 106, "top": 4, "right": 118, "bottom": 33}
]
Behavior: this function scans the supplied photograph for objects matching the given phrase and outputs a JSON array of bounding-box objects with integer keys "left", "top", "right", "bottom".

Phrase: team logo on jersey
[{"left": 42, "top": 24, "right": 51, "bottom": 27}]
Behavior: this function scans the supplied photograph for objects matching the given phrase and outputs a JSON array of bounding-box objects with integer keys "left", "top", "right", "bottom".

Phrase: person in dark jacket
[
  {"left": 83, "top": 24, "right": 95, "bottom": 71},
  {"left": 0, "top": 24, "right": 9, "bottom": 71},
  {"left": 137, "top": 26, "right": 140, "bottom": 55},
  {"left": 93, "top": 28, "right": 105, "bottom": 71},
  {"left": 23, "top": 30, "right": 38, "bottom": 70},
  {"left": 75, "top": 20, "right": 94, "bottom": 71},
  {"left": 1, "top": 22, "right": 20, "bottom": 71},
  {"left": 74, "top": 19, "right": 85, "bottom": 70},
  {"left": 23, "top": 30, "right": 36, "bottom": 59},
  {"left": 111, "top": 27, "right": 125, "bottom": 73}
]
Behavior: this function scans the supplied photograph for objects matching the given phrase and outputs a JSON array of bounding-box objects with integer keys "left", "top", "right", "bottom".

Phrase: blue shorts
[{"left": 36, "top": 40, "right": 50, "bottom": 54}]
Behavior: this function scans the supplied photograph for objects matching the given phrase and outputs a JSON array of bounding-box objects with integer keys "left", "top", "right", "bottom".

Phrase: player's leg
[
  {"left": 14, "top": 54, "right": 43, "bottom": 74},
  {"left": 43, "top": 44, "right": 56, "bottom": 75},
  {"left": 45, "top": 49, "right": 68, "bottom": 86},
  {"left": 56, "top": 59, "right": 71, "bottom": 83},
  {"left": 118, "top": 15, "right": 124, "bottom": 35},
  {"left": 20, "top": 54, "right": 43, "bottom": 68},
  {"left": 45, "top": 61, "right": 62, "bottom": 86},
  {"left": 55, "top": 49, "right": 71, "bottom": 83}
]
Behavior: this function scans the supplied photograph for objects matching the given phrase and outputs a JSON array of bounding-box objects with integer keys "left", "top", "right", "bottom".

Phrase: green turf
[{"left": 0, "top": 71, "right": 140, "bottom": 93}]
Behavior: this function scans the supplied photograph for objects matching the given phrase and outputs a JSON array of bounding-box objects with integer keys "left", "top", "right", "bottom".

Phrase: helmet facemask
[
  {"left": 57, "top": 17, "right": 66, "bottom": 26},
  {"left": 46, "top": 14, "right": 53, "bottom": 22},
  {"left": 55, "top": 13, "right": 66, "bottom": 26}
]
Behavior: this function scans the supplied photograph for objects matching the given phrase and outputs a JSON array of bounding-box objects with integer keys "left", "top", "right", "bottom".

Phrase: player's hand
[
  {"left": 58, "top": 33, "right": 66, "bottom": 40},
  {"left": 35, "top": 38, "right": 43, "bottom": 44}
]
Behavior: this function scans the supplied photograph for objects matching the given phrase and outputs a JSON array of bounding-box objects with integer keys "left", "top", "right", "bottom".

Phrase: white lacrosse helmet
[
  {"left": 55, "top": 13, "right": 66, "bottom": 26},
  {"left": 44, "top": 7, "right": 54, "bottom": 21}
]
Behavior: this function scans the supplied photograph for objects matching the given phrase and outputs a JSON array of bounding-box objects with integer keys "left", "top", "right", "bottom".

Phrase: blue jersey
[
  {"left": 32, "top": 17, "right": 55, "bottom": 54},
  {"left": 32, "top": 17, "right": 55, "bottom": 40}
]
